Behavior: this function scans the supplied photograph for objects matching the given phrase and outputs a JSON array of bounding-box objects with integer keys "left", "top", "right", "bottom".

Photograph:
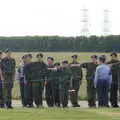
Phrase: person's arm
[
  {"left": 80, "top": 62, "right": 88, "bottom": 68},
  {"left": 12, "top": 59, "right": 16, "bottom": 82}
]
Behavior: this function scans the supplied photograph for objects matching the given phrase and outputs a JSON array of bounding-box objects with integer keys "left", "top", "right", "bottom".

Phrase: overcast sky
[{"left": 0, "top": 0, "right": 119, "bottom": 36}]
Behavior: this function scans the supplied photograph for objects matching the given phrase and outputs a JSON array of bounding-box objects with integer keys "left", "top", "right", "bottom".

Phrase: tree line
[{"left": 0, "top": 35, "right": 119, "bottom": 52}]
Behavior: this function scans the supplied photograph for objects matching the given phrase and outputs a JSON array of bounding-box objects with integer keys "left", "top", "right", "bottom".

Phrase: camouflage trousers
[
  {"left": 87, "top": 79, "right": 96, "bottom": 107},
  {"left": 3, "top": 74, "right": 13, "bottom": 107}
]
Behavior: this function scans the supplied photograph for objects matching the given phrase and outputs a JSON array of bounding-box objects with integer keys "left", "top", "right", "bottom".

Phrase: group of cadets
[{"left": 0, "top": 49, "right": 120, "bottom": 109}]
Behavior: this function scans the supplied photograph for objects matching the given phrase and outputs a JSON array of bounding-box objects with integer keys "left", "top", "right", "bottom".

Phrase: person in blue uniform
[{"left": 94, "top": 55, "right": 112, "bottom": 107}]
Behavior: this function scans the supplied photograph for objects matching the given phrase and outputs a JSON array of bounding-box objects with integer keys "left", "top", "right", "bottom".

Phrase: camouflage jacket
[{"left": 81, "top": 62, "right": 98, "bottom": 80}]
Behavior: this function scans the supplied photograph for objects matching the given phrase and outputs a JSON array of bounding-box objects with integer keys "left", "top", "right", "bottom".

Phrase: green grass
[
  {"left": 12, "top": 52, "right": 119, "bottom": 99},
  {"left": 0, "top": 108, "right": 120, "bottom": 120}
]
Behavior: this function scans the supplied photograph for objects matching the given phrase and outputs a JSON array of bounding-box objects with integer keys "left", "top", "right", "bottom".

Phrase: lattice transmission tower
[{"left": 80, "top": 6, "right": 90, "bottom": 37}]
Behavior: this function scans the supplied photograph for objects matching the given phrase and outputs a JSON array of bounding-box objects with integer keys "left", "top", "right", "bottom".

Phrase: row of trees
[{"left": 0, "top": 35, "right": 119, "bottom": 52}]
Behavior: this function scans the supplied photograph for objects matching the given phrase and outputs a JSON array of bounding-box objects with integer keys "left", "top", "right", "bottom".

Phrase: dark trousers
[
  {"left": 54, "top": 84, "right": 60, "bottom": 106},
  {"left": 70, "top": 79, "right": 80, "bottom": 106},
  {"left": 87, "top": 79, "right": 96, "bottom": 107},
  {"left": 0, "top": 80, "right": 4, "bottom": 107},
  {"left": 19, "top": 78, "right": 26, "bottom": 106},
  {"left": 110, "top": 82, "right": 118, "bottom": 107},
  {"left": 97, "top": 79, "right": 109, "bottom": 107},
  {"left": 59, "top": 83, "right": 69, "bottom": 107},
  {"left": 24, "top": 82, "right": 33, "bottom": 106},
  {"left": 32, "top": 81, "right": 44, "bottom": 106},
  {"left": 45, "top": 81, "right": 54, "bottom": 107},
  {"left": 3, "top": 75, "right": 13, "bottom": 107}
]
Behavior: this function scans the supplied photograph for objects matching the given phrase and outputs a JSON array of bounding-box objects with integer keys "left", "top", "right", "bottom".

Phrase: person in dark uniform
[
  {"left": 30, "top": 53, "right": 47, "bottom": 108},
  {"left": 53, "top": 62, "right": 61, "bottom": 107},
  {"left": 0, "top": 49, "right": 16, "bottom": 109},
  {"left": 45, "top": 57, "right": 55, "bottom": 107},
  {"left": 95, "top": 55, "right": 112, "bottom": 107},
  {"left": 70, "top": 55, "right": 83, "bottom": 107},
  {"left": 16, "top": 55, "right": 28, "bottom": 107},
  {"left": 23, "top": 54, "right": 33, "bottom": 107},
  {"left": 107, "top": 52, "right": 119, "bottom": 108},
  {"left": 59, "top": 61, "right": 71, "bottom": 108},
  {"left": 0, "top": 51, "right": 4, "bottom": 108},
  {"left": 81, "top": 55, "right": 98, "bottom": 107}
]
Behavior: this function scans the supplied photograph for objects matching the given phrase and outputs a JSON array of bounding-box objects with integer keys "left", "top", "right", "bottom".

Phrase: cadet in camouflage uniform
[
  {"left": 23, "top": 54, "right": 33, "bottom": 107},
  {"left": 45, "top": 57, "right": 55, "bottom": 107},
  {"left": 0, "top": 51, "right": 4, "bottom": 108},
  {"left": 81, "top": 55, "right": 98, "bottom": 107},
  {"left": 107, "top": 52, "right": 119, "bottom": 108},
  {"left": 30, "top": 53, "right": 47, "bottom": 108},
  {"left": 59, "top": 61, "right": 71, "bottom": 108},
  {"left": 0, "top": 49, "right": 16, "bottom": 108},
  {"left": 53, "top": 62, "right": 61, "bottom": 107},
  {"left": 70, "top": 55, "right": 83, "bottom": 107}
]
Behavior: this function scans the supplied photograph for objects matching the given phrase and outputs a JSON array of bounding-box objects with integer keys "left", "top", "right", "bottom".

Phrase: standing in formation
[
  {"left": 1, "top": 51, "right": 120, "bottom": 108},
  {"left": 81, "top": 55, "right": 98, "bottom": 107},
  {"left": 94, "top": 55, "right": 112, "bottom": 107},
  {"left": 107, "top": 52, "right": 119, "bottom": 108},
  {"left": 0, "top": 49, "right": 16, "bottom": 108},
  {"left": 70, "top": 55, "right": 82, "bottom": 107}
]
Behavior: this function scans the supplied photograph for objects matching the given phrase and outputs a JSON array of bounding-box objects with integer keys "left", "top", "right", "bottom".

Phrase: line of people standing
[{"left": 0, "top": 49, "right": 120, "bottom": 108}]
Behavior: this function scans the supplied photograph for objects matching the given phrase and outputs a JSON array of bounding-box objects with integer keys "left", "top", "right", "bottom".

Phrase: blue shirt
[{"left": 94, "top": 64, "right": 112, "bottom": 88}]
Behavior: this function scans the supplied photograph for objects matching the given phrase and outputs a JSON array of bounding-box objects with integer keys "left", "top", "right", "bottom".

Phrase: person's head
[
  {"left": 36, "top": 53, "right": 43, "bottom": 62},
  {"left": 25, "top": 54, "right": 32, "bottom": 63},
  {"left": 110, "top": 52, "right": 117, "bottom": 60},
  {"left": 0, "top": 51, "right": 3, "bottom": 59},
  {"left": 47, "top": 57, "right": 54, "bottom": 65},
  {"left": 4, "top": 49, "right": 12, "bottom": 58},
  {"left": 99, "top": 55, "right": 106, "bottom": 64},
  {"left": 91, "top": 55, "right": 98, "bottom": 63},
  {"left": 21, "top": 55, "right": 27, "bottom": 64},
  {"left": 54, "top": 62, "right": 61, "bottom": 68},
  {"left": 72, "top": 55, "right": 78, "bottom": 62},
  {"left": 62, "top": 61, "right": 69, "bottom": 67}
]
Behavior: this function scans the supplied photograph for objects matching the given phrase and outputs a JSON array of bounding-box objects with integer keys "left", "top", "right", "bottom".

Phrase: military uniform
[
  {"left": 0, "top": 57, "right": 4, "bottom": 108},
  {"left": 59, "top": 62, "right": 71, "bottom": 107},
  {"left": 81, "top": 62, "right": 97, "bottom": 107},
  {"left": 30, "top": 61, "right": 47, "bottom": 107},
  {"left": 45, "top": 64, "right": 55, "bottom": 107},
  {"left": 70, "top": 59, "right": 83, "bottom": 107},
  {"left": 23, "top": 62, "right": 33, "bottom": 107},
  {"left": 1, "top": 57, "right": 16, "bottom": 108},
  {"left": 53, "top": 63, "right": 60, "bottom": 107},
  {"left": 108, "top": 59, "right": 119, "bottom": 107}
]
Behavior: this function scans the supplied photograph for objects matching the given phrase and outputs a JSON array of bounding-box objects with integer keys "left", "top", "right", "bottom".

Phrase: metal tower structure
[
  {"left": 80, "top": 6, "right": 90, "bottom": 37},
  {"left": 103, "top": 9, "right": 110, "bottom": 36}
]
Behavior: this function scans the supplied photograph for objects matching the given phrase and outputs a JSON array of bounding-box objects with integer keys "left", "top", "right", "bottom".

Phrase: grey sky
[{"left": 0, "top": 0, "right": 119, "bottom": 36}]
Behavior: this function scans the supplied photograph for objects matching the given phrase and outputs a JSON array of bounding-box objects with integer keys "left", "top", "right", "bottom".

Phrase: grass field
[
  {"left": 1, "top": 108, "right": 120, "bottom": 120},
  {"left": 12, "top": 52, "right": 117, "bottom": 99}
]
